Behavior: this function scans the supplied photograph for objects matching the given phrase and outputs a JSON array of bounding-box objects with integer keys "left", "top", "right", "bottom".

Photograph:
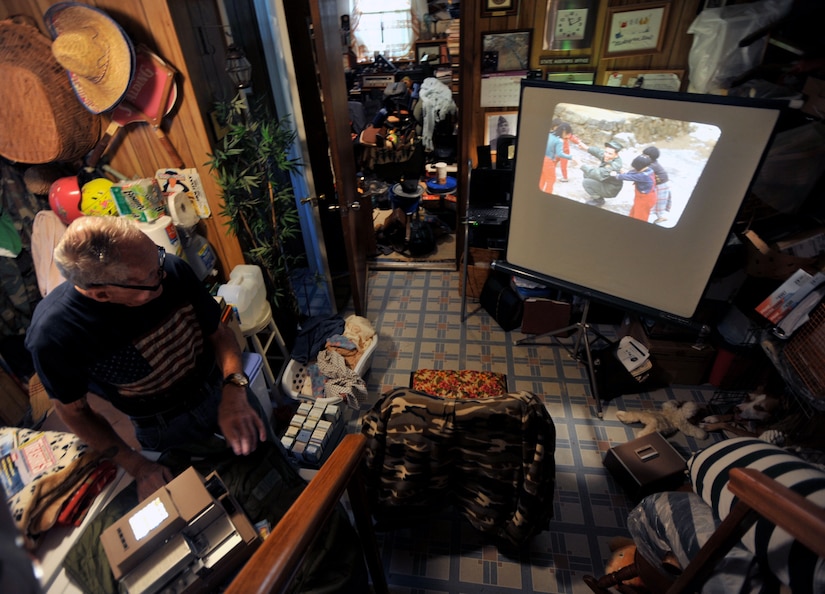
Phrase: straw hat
[
  {"left": 0, "top": 18, "right": 101, "bottom": 163},
  {"left": 44, "top": 2, "right": 135, "bottom": 114}
]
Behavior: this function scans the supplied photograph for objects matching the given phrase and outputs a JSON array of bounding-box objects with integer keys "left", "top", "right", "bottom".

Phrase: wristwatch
[{"left": 222, "top": 372, "right": 250, "bottom": 387}]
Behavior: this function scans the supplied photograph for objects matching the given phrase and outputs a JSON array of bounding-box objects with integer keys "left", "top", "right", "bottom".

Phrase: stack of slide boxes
[{"left": 280, "top": 401, "right": 343, "bottom": 466}]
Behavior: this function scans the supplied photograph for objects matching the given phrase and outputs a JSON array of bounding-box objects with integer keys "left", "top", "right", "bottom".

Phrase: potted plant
[{"left": 207, "top": 92, "right": 304, "bottom": 346}]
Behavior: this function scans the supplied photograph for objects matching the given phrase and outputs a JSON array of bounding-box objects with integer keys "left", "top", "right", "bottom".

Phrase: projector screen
[{"left": 504, "top": 81, "right": 783, "bottom": 320}]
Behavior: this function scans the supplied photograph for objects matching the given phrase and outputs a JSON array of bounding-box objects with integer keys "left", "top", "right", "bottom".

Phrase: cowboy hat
[
  {"left": 0, "top": 18, "right": 100, "bottom": 163},
  {"left": 44, "top": 2, "right": 135, "bottom": 114}
]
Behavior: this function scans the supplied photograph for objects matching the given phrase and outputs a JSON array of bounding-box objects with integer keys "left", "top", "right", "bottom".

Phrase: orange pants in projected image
[
  {"left": 629, "top": 187, "right": 657, "bottom": 221},
  {"left": 539, "top": 156, "right": 556, "bottom": 194}
]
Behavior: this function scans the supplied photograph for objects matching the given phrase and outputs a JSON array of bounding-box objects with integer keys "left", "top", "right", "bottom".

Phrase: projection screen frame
[{"left": 503, "top": 80, "right": 785, "bottom": 324}]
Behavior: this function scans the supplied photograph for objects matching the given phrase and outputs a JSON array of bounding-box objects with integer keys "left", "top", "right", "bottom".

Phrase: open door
[
  {"left": 305, "top": 0, "right": 371, "bottom": 315},
  {"left": 257, "top": 0, "right": 371, "bottom": 316}
]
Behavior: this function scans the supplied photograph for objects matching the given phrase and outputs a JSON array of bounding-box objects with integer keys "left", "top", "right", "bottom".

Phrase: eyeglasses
[{"left": 89, "top": 246, "right": 166, "bottom": 292}]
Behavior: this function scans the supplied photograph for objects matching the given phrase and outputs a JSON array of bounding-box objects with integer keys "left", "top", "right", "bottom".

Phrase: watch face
[{"left": 224, "top": 373, "right": 249, "bottom": 387}]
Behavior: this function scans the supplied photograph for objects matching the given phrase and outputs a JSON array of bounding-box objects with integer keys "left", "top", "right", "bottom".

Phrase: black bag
[
  {"left": 591, "top": 342, "right": 668, "bottom": 400},
  {"left": 480, "top": 273, "right": 523, "bottom": 331},
  {"left": 406, "top": 209, "right": 435, "bottom": 257}
]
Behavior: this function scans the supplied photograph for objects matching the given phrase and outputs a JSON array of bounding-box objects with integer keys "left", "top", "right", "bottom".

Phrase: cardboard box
[
  {"left": 521, "top": 298, "right": 572, "bottom": 336},
  {"left": 744, "top": 230, "right": 819, "bottom": 281},
  {"left": 620, "top": 315, "right": 716, "bottom": 385},
  {"left": 646, "top": 336, "right": 716, "bottom": 386},
  {"left": 775, "top": 227, "right": 825, "bottom": 259},
  {"left": 603, "top": 432, "right": 687, "bottom": 501}
]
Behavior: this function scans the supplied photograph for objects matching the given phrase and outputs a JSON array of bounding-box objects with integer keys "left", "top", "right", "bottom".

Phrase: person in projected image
[
  {"left": 539, "top": 123, "right": 578, "bottom": 194},
  {"left": 577, "top": 139, "right": 624, "bottom": 206},
  {"left": 551, "top": 118, "right": 584, "bottom": 183},
  {"left": 643, "top": 146, "right": 672, "bottom": 225},
  {"left": 610, "top": 154, "right": 658, "bottom": 222},
  {"left": 25, "top": 216, "right": 273, "bottom": 503}
]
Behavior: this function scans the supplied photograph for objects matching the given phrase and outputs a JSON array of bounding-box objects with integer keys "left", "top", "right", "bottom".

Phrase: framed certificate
[{"left": 602, "top": 3, "right": 670, "bottom": 59}]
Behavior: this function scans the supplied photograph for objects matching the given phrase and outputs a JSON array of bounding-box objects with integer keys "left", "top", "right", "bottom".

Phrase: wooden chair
[
  {"left": 666, "top": 467, "right": 825, "bottom": 593},
  {"left": 225, "top": 433, "right": 389, "bottom": 594},
  {"left": 584, "top": 467, "right": 825, "bottom": 594}
]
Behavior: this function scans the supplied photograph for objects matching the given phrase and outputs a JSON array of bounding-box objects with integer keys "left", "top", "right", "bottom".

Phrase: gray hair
[{"left": 55, "top": 216, "right": 148, "bottom": 288}]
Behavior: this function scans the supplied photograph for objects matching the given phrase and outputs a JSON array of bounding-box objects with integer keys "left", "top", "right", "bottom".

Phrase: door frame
[
  {"left": 255, "top": 0, "right": 370, "bottom": 316},
  {"left": 254, "top": 0, "right": 337, "bottom": 314}
]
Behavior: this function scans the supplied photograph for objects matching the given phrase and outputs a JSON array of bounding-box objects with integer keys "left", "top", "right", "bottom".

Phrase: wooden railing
[{"left": 225, "top": 433, "right": 388, "bottom": 594}]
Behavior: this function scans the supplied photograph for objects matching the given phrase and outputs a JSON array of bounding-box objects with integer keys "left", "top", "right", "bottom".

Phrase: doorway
[{"left": 345, "top": 4, "right": 462, "bottom": 272}]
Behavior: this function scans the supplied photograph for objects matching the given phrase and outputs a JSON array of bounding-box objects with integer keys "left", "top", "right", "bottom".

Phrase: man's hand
[
  {"left": 217, "top": 386, "right": 267, "bottom": 455},
  {"left": 132, "top": 458, "right": 174, "bottom": 502}
]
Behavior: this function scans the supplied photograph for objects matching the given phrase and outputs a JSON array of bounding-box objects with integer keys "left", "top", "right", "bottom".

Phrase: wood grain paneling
[{"left": 1, "top": 0, "right": 244, "bottom": 276}]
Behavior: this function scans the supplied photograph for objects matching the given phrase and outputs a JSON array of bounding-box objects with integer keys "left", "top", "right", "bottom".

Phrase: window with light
[{"left": 350, "top": 0, "right": 426, "bottom": 63}]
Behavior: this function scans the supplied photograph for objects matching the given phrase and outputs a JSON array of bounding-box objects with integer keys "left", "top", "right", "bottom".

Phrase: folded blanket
[{"left": 2, "top": 427, "right": 111, "bottom": 549}]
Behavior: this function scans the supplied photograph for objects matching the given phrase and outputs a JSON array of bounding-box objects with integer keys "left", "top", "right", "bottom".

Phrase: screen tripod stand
[{"left": 515, "top": 298, "right": 611, "bottom": 418}]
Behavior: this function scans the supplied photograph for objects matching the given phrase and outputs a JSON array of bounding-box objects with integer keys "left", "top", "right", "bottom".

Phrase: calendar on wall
[{"left": 480, "top": 74, "right": 524, "bottom": 108}]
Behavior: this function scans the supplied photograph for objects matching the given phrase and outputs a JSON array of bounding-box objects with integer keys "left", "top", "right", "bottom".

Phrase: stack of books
[{"left": 446, "top": 19, "right": 460, "bottom": 94}]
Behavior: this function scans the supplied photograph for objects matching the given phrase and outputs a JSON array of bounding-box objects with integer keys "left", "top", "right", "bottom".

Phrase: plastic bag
[
  {"left": 686, "top": 0, "right": 793, "bottom": 94},
  {"left": 750, "top": 121, "right": 825, "bottom": 213}
]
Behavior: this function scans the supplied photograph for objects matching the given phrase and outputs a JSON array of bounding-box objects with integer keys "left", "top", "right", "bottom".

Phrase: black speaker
[
  {"left": 477, "top": 145, "right": 492, "bottom": 168},
  {"left": 496, "top": 135, "right": 517, "bottom": 170}
]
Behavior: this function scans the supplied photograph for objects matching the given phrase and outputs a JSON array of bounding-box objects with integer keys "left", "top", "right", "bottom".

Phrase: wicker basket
[{"left": 784, "top": 303, "right": 825, "bottom": 400}]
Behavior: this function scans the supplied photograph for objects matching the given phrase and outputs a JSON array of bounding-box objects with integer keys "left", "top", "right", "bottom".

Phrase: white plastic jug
[{"left": 217, "top": 265, "right": 268, "bottom": 331}]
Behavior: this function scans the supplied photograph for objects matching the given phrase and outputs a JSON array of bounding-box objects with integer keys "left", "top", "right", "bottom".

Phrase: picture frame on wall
[
  {"left": 485, "top": 111, "right": 519, "bottom": 154},
  {"left": 543, "top": 0, "right": 599, "bottom": 51},
  {"left": 415, "top": 40, "right": 446, "bottom": 64},
  {"left": 597, "top": 69, "right": 685, "bottom": 92},
  {"left": 546, "top": 71, "right": 595, "bottom": 85},
  {"left": 602, "top": 2, "right": 670, "bottom": 59},
  {"left": 481, "top": 30, "right": 532, "bottom": 73},
  {"left": 481, "top": 0, "right": 519, "bottom": 18}
]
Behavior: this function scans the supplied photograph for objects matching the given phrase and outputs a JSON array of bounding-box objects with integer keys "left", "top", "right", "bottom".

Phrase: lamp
[{"left": 225, "top": 45, "right": 252, "bottom": 90}]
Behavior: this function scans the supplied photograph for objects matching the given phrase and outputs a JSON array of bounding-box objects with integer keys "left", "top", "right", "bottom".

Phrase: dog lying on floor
[{"left": 700, "top": 391, "right": 783, "bottom": 437}]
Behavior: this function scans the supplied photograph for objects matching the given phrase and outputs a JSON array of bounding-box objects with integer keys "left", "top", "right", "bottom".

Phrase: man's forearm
[
  {"left": 53, "top": 398, "right": 149, "bottom": 477},
  {"left": 209, "top": 323, "right": 245, "bottom": 379}
]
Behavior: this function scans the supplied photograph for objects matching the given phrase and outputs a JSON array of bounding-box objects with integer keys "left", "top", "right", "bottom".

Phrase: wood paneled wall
[
  {"left": 1, "top": 0, "right": 245, "bottom": 276},
  {"left": 460, "top": 0, "right": 702, "bottom": 166}
]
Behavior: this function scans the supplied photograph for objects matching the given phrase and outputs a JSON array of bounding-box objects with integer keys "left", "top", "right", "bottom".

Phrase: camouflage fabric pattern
[
  {"left": 361, "top": 388, "right": 556, "bottom": 546},
  {"left": 1, "top": 161, "right": 44, "bottom": 336}
]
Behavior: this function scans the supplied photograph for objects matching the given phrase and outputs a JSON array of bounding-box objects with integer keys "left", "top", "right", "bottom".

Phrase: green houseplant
[{"left": 207, "top": 93, "right": 304, "bottom": 344}]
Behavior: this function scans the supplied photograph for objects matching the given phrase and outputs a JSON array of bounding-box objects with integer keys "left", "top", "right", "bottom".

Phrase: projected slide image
[{"left": 537, "top": 103, "right": 720, "bottom": 228}]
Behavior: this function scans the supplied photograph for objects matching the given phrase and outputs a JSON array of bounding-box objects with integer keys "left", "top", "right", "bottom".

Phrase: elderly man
[
  {"left": 579, "top": 139, "right": 624, "bottom": 206},
  {"left": 25, "top": 216, "right": 269, "bottom": 502}
]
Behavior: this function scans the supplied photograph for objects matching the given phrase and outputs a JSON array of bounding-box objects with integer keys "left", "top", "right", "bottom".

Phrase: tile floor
[
  {"left": 342, "top": 269, "right": 724, "bottom": 594},
  {"left": 43, "top": 268, "right": 724, "bottom": 594}
]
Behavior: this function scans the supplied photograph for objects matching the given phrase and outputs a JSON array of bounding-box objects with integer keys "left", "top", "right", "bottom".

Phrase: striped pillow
[{"left": 688, "top": 437, "right": 825, "bottom": 593}]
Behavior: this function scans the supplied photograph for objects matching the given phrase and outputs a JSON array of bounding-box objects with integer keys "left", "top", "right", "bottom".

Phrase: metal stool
[{"left": 240, "top": 303, "right": 289, "bottom": 388}]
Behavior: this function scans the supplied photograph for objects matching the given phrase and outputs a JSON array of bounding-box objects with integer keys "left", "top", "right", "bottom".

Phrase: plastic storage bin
[
  {"left": 242, "top": 352, "right": 271, "bottom": 421},
  {"left": 281, "top": 334, "right": 378, "bottom": 403}
]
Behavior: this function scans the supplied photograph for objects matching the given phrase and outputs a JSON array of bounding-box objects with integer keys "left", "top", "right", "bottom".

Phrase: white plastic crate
[{"left": 281, "top": 334, "right": 378, "bottom": 403}]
